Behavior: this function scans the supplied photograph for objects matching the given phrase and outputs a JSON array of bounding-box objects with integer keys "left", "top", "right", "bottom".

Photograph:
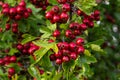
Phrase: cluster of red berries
[
  {"left": 0, "top": 55, "right": 17, "bottom": 66},
  {"left": 1, "top": 1, "right": 32, "bottom": 20},
  {"left": 17, "top": 42, "right": 39, "bottom": 55},
  {"left": 30, "top": 0, "right": 49, "bottom": 10},
  {"left": 49, "top": 38, "right": 85, "bottom": 65},
  {"left": 0, "top": 56, "right": 17, "bottom": 77},
  {"left": 45, "top": 0, "right": 75, "bottom": 24}
]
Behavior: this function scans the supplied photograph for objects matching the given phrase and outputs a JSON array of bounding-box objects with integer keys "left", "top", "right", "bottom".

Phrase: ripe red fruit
[
  {"left": 19, "top": 1, "right": 26, "bottom": 7},
  {"left": 2, "top": 8, "right": 9, "bottom": 15},
  {"left": 77, "top": 46, "right": 85, "bottom": 54},
  {"left": 2, "top": 3, "right": 9, "bottom": 9},
  {"left": 56, "top": 58, "right": 62, "bottom": 65},
  {"left": 53, "top": 30, "right": 60, "bottom": 37},
  {"left": 17, "top": 44, "right": 23, "bottom": 51},
  {"left": 15, "top": 14, "right": 22, "bottom": 20},
  {"left": 76, "top": 9, "right": 83, "bottom": 16},
  {"left": 74, "top": 29, "right": 81, "bottom": 36},
  {"left": 9, "top": 8, "right": 17, "bottom": 15},
  {"left": 27, "top": 8, "right": 32, "bottom": 14},
  {"left": 65, "top": 30, "right": 72, "bottom": 37},
  {"left": 94, "top": 10, "right": 100, "bottom": 17},
  {"left": 69, "top": 42, "right": 77, "bottom": 50},
  {"left": 80, "top": 23, "right": 87, "bottom": 31},
  {"left": 60, "top": 12, "right": 69, "bottom": 23},
  {"left": 6, "top": 24, "right": 11, "bottom": 30},
  {"left": 24, "top": 12, "right": 29, "bottom": 18},
  {"left": 57, "top": 0, "right": 66, "bottom": 4},
  {"left": 12, "top": 22, "right": 18, "bottom": 28},
  {"left": 88, "top": 21, "right": 94, "bottom": 28},
  {"left": 83, "top": 19, "right": 89, "bottom": 25},
  {"left": 0, "top": 59, "right": 5, "bottom": 65},
  {"left": 70, "top": 52, "right": 77, "bottom": 60},
  {"left": 48, "top": 39, "right": 54, "bottom": 43},
  {"left": 55, "top": 51, "right": 63, "bottom": 58},
  {"left": 39, "top": 69, "right": 44, "bottom": 75},
  {"left": 67, "top": 0, "right": 74, "bottom": 3},
  {"left": 45, "top": 11, "right": 53, "bottom": 20},
  {"left": 4, "top": 56, "right": 10, "bottom": 62},
  {"left": 49, "top": 54, "right": 56, "bottom": 61},
  {"left": 53, "top": 15, "right": 60, "bottom": 22},
  {"left": 76, "top": 38, "right": 84, "bottom": 45},
  {"left": 62, "top": 49, "right": 70, "bottom": 55},
  {"left": 10, "top": 56, "right": 17, "bottom": 63},
  {"left": 8, "top": 68, "right": 15, "bottom": 75},
  {"left": 12, "top": 27, "right": 18, "bottom": 33},
  {"left": 51, "top": 6, "right": 59, "bottom": 14},
  {"left": 16, "top": 6, "right": 24, "bottom": 14},
  {"left": 62, "top": 56, "right": 70, "bottom": 62},
  {"left": 62, "top": 3, "right": 70, "bottom": 12},
  {"left": 28, "top": 46, "right": 39, "bottom": 54}
]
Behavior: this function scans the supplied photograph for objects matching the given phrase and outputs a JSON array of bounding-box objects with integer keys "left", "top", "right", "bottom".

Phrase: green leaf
[
  {"left": 52, "top": 72, "right": 62, "bottom": 80},
  {"left": 87, "top": 39, "right": 105, "bottom": 46},
  {"left": 49, "top": 0, "right": 58, "bottom": 5},
  {"left": 21, "top": 34, "right": 36, "bottom": 44},
  {"left": 28, "top": 66, "right": 41, "bottom": 80},
  {"left": 84, "top": 49, "right": 91, "bottom": 56},
  {"left": 91, "top": 44, "right": 104, "bottom": 52}
]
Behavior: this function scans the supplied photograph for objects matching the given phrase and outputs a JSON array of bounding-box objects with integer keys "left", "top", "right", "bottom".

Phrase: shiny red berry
[
  {"left": 10, "top": 56, "right": 17, "bottom": 63},
  {"left": 53, "top": 30, "right": 60, "bottom": 37},
  {"left": 76, "top": 38, "right": 84, "bottom": 45},
  {"left": 56, "top": 58, "right": 62, "bottom": 65},
  {"left": 8, "top": 68, "right": 15, "bottom": 75},
  {"left": 62, "top": 56, "right": 70, "bottom": 62},
  {"left": 62, "top": 3, "right": 70, "bottom": 12}
]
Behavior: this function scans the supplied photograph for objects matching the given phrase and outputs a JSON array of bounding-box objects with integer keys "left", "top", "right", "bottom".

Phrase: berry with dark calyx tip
[
  {"left": 22, "top": 49, "right": 28, "bottom": 54},
  {"left": 24, "top": 12, "right": 29, "bottom": 18},
  {"left": 88, "top": 21, "right": 94, "bottom": 28},
  {"left": 70, "top": 52, "right": 77, "bottom": 60},
  {"left": 57, "top": 0, "right": 66, "bottom": 4},
  {"left": 83, "top": 18, "right": 89, "bottom": 25},
  {"left": 55, "top": 51, "right": 63, "bottom": 58},
  {"left": 24, "top": 43, "right": 30, "bottom": 49},
  {"left": 59, "top": 42, "right": 69, "bottom": 50},
  {"left": 62, "top": 3, "right": 70, "bottom": 12},
  {"left": 28, "top": 46, "right": 39, "bottom": 54},
  {"left": 10, "top": 56, "right": 17, "bottom": 63},
  {"left": 51, "top": 6, "right": 59, "bottom": 14},
  {"left": 12, "top": 27, "right": 18, "bottom": 33},
  {"left": 9, "top": 7, "right": 17, "bottom": 16},
  {"left": 89, "top": 14, "right": 94, "bottom": 21},
  {"left": 74, "top": 29, "right": 81, "bottom": 36},
  {"left": 53, "top": 30, "right": 60, "bottom": 37},
  {"left": 69, "top": 42, "right": 77, "bottom": 51},
  {"left": 65, "top": 30, "right": 72, "bottom": 37},
  {"left": 50, "top": 19, "right": 55, "bottom": 24},
  {"left": 69, "top": 22, "right": 79, "bottom": 29},
  {"left": 62, "top": 56, "right": 70, "bottom": 62},
  {"left": 16, "top": 6, "right": 25, "bottom": 14},
  {"left": 56, "top": 58, "right": 62, "bottom": 65},
  {"left": 8, "top": 67, "right": 15, "bottom": 76},
  {"left": 15, "top": 14, "right": 22, "bottom": 20},
  {"left": 80, "top": 23, "right": 87, "bottom": 31},
  {"left": 94, "top": 16, "right": 100, "bottom": 21},
  {"left": 6, "top": 24, "right": 11, "bottom": 30},
  {"left": 60, "top": 12, "right": 69, "bottom": 23},
  {"left": 45, "top": 11, "right": 53, "bottom": 20},
  {"left": 76, "top": 38, "right": 84, "bottom": 45},
  {"left": 27, "top": 8, "right": 32, "bottom": 14},
  {"left": 19, "top": 1, "right": 26, "bottom": 7},
  {"left": 4, "top": 56, "right": 10, "bottom": 62},
  {"left": 2, "top": 3, "right": 9, "bottom": 9},
  {"left": 2, "top": 8, "right": 9, "bottom": 15},
  {"left": 0, "top": 59, "right": 5, "bottom": 65},
  {"left": 12, "top": 22, "right": 18, "bottom": 28},
  {"left": 94, "top": 10, "right": 100, "bottom": 17},
  {"left": 49, "top": 54, "right": 56, "bottom": 61},
  {"left": 53, "top": 14, "right": 60, "bottom": 23},
  {"left": 17, "top": 44, "right": 23, "bottom": 51},
  {"left": 39, "top": 69, "right": 44, "bottom": 75},
  {"left": 77, "top": 46, "right": 85, "bottom": 54},
  {"left": 62, "top": 49, "right": 70, "bottom": 55},
  {"left": 76, "top": 9, "right": 83, "bottom": 16},
  {"left": 42, "top": 5, "right": 47, "bottom": 10}
]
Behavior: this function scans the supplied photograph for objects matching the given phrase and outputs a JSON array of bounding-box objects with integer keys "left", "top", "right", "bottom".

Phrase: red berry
[
  {"left": 2, "top": 8, "right": 9, "bottom": 15},
  {"left": 28, "top": 46, "right": 39, "bottom": 54},
  {"left": 6, "top": 24, "right": 11, "bottom": 30},
  {"left": 12, "top": 27, "right": 18, "bottom": 33},
  {"left": 77, "top": 46, "right": 85, "bottom": 54},
  {"left": 56, "top": 58, "right": 62, "bottom": 65},
  {"left": 62, "top": 3, "right": 70, "bottom": 12},
  {"left": 12, "top": 22, "right": 18, "bottom": 28},
  {"left": 62, "top": 56, "right": 70, "bottom": 62},
  {"left": 2, "top": 3, "right": 9, "bottom": 9},
  {"left": 15, "top": 14, "right": 22, "bottom": 20},
  {"left": 80, "top": 23, "right": 87, "bottom": 31},
  {"left": 83, "top": 18, "right": 89, "bottom": 25},
  {"left": 27, "top": 8, "right": 32, "bottom": 14},
  {"left": 76, "top": 9, "right": 83, "bottom": 16},
  {"left": 94, "top": 10, "right": 100, "bottom": 17},
  {"left": 49, "top": 54, "right": 56, "bottom": 61},
  {"left": 0, "top": 59, "right": 5, "bottom": 65},
  {"left": 4, "top": 56, "right": 10, "bottom": 62},
  {"left": 69, "top": 42, "right": 77, "bottom": 50},
  {"left": 45, "top": 11, "right": 53, "bottom": 20},
  {"left": 57, "top": 0, "right": 66, "bottom": 4},
  {"left": 88, "top": 21, "right": 94, "bottom": 28},
  {"left": 53, "top": 14, "right": 60, "bottom": 22},
  {"left": 74, "top": 29, "right": 81, "bottom": 36},
  {"left": 65, "top": 30, "right": 72, "bottom": 37},
  {"left": 10, "top": 56, "right": 17, "bottom": 63},
  {"left": 17, "top": 44, "right": 23, "bottom": 51},
  {"left": 8, "top": 68, "right": 15, "bottom": 75},
  {"left": 16, "top": 6, "right": 25, "bottom": 14},
  {"left": 55, "top": 51, "right": 63, "bottom": 58},
  {"left": 76, "top": 38, "right": 84, "bottom": 45},
  {"left": 60, "top": 12, "right": 69, "bottom": 23},
  {"left": 62, "top": 49, "right": 70, "bottom": 55},
  {"left": 48, "top": 39, "right": 54, "bottom": 43},
  {"left": 67, "top": 0, "right": 74, "bottom": 3},
  {"left": 19, "top": 1, "right": 26, "bottom": 7},
  {"left": 24, "top": 12, "right": 29, "bottom": 18},
  {"left": 70, "top": 52, "right": 77, "bottom": 60},
  {"left": 39, "top": 69, "right": 44, "bottom": 75},
  {"left": 9, "top": 7, "right": 17, "bottom": 15},
  {"left": 51, "top": 6, "right": 59, "bottom": 14},
  {"left": 53, "top": 30, "right": 60, "bottom": 37}
]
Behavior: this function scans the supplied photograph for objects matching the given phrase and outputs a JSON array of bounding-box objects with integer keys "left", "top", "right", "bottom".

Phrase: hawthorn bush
[{"left": 0, "top": 0, "right": 119, "bottom": 80}]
